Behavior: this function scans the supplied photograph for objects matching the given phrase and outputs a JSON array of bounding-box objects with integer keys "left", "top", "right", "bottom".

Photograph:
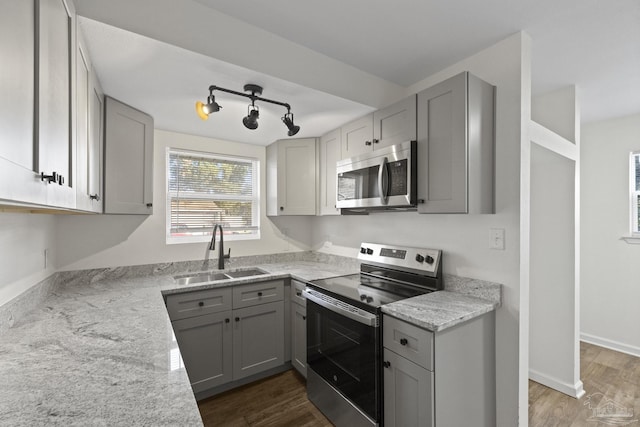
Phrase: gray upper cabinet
[
  {"left": 417, "top": 71, "right": 495, "bottom": 214},
  {"left": 75, "top": 29, "right": 103, "bottom": 213},
  {"left": 318, "top": 129, "right": 341, "bottom": 215},
  {"left": 0, "top": 0, "right": 77, "bottom": 209},
  {"left": 341, "top": 114, "right": 374, "bottom": 159},
  {"left": 37, "top": 0, "right": 76, "bottom": 209},
  {"left": 266, "top": 138, "right": 317, "bottom": 216},
  {"left": 373, "top": 95, "right": 417, "bottom": 149},
  {"left": 0, "top": 0, "right": 45, "bottom": 206},
  {"left": 104, "top": 96, "right": 154, "bottom": 214}
]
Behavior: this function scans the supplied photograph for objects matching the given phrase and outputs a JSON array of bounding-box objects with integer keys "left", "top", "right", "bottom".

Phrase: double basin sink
[{"left": 173, "top": 268, "right": 269, "bottom": 286}]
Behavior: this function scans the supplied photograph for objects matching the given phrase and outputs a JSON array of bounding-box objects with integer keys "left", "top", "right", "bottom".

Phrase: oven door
[
  {"left": 336, "top": 140, "right": 416, "bottom": 209},
  {"left": 304, "top": 289, "right": 381, "bottom": 422}
]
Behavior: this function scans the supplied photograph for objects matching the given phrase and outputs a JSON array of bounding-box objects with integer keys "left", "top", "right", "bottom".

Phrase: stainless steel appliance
[
  {"left": 304, "top": 242, "right": 443, "bottom": 427},
  {"left": 336, "top": 141, "right": 417, "bottom": 210}
]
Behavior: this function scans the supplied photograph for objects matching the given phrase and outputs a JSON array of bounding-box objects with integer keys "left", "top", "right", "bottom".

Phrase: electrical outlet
[{"left": 490, "top": 228, "right": 505, "bottom": 250}]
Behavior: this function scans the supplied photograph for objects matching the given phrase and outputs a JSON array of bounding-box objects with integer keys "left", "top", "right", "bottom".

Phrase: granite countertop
[
  {"left": 382, "top": 290, "right": 499, "bottom": 332},
  {"left": 0, "top": 256, "right": 499, "bottom": 426},
  {"left": 0, "top": 261, "right": 357, "bottom": 427}
]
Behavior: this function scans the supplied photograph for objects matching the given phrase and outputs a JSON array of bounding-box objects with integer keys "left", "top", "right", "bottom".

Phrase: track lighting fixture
[{"left": 196, "top": 84, "right": 301, "bottom": 136}]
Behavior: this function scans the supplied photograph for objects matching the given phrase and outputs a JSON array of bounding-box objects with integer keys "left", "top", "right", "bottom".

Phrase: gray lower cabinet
[
  {"left": 383, "top": 348, "right": 433, "bottom": 427},
  {"left": 383, "top": 312, "right": 495, "bottom": 426},
  {"left": 416, "top": 71, "right": 495, "bottom": 214},
  {"left": 171, "top": 311, "right": 233, "bottom": 394},
  {"left": 166, "top": 280, "right": 285, "bottom": 396},
  {"left": 233, "top": 301, "right": 285, "bottom": 380},
  {"left": 291, "top": 302, "right": 307, "bottom": 378}
]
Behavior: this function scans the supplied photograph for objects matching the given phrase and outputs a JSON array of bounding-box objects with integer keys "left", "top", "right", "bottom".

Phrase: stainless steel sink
[
  {"left": 173, "top": 268, "right": 268, "bottom": 285},
  {"left": 223, "top": 268, "right": 268, "bottom": 279}
]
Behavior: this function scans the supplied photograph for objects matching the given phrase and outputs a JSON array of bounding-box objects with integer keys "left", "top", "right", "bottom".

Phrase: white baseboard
[
  {"left": 529, "top": 369, "right": 585, "bottom": 398},
  {"left": 580, "top": 333, "right": 640, "bottom": 358}
]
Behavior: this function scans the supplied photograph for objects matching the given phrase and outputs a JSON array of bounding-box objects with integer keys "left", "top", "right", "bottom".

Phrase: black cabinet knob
[
  {"left": 302, "top": 316, "right": 306, "bottom": 320},
  {"left": 400, "top": 338, "right": 408, "bottom": 346},
  {"left": 235, "top": 317, "right": 240, "bottom": 322},
  {"left": 257, "top": 292, "right": 263, "bottom": 297},
  {"left": 372, "top": 138, "right": 379, "bottom": 144},
  {"left": 365, "top": 140, "right": 372, "bottom": 146},
  {"left": 225, "top": 318, "right": 230, "bottom": 323},
  {"left": 198, "top": 301, "right": 204, "bottom": 307},
  {"left": 383, "top": 361, "right": 391, "bottom": 368},
  {"left": 296, "top": 291, "right": 302, "bottom": 297},
  {"left": 146, "top": 203, "right": 153, "bottom": 208},
  {"left": 280, "top": 206, "right": 284, "bottom": 211}
]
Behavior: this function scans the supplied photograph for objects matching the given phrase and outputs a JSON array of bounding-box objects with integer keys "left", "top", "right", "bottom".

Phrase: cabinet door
[
  {"left": 291, "top": 303, "right": 307, "bottom": 378},
  {"left": 373, "top": 95, "right": 416, "bottom": 149},
  {"left": 37, "top": 0, "right": 76, "bottom": 208},
  {"left": 341, "top": 114, "right": 373, "bottom": 158},
  {"left": 417, "top": 72, "right": 468, "bottom": 213},
  {"left": 0, "top": 0, "right": 47, "bottom": 205},
  {"left": 172, "top": 311, "right": 233, "bottom": 393},
  {"left": 233, "top": 301, "right": 284, "bottom": 380},
  {"left": 383, "top": 348, "right": 434, "bottom": 427},
  {"left": 318, "top": 129, "right": 341, "bottom": 215},
  {"left": 87, "top": 62, "right": 104, "bottom": 212},
  {"left": 275, "top": 138, "right": 316, "bottom": 215},
  {"left": 75, "top": 31, "right": 91, "bottom": 212},
  {"left": 104, "top": 96, "right": 154, "bottom": 214}
]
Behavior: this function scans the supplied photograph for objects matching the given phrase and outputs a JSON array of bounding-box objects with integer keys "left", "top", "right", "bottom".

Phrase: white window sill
[{"left": 620, "top": 236, "right": 640, "bottom": 244}]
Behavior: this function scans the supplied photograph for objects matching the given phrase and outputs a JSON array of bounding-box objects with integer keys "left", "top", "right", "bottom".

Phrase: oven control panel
[{"left": 357, "top": 242, "right": 441, "bottom": 275}]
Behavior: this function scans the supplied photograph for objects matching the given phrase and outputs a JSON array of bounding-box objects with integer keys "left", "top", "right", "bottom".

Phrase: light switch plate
[{"left": 490, "top": 228, "right": 505, "bottom": 250}]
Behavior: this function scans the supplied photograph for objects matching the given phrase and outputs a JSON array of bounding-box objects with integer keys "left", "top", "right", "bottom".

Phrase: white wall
[
  {"left": 55, "top": 130, "right": 313, "bottom": 271},
  {"left": 310, "top": 33, "right": 531, "bottom": 427},
  {"left": 581, "top": 113, "right": 640, "bottom": 356},
  {"left": 0, "top": 213, "right": 57, "bottom": 306}
]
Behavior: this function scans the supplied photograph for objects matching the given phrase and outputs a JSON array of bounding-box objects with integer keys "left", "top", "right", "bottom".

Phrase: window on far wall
[
  {"left": 631, "top": 151, "right": 640, "bottom": 236},
  {"left": 166, "top": 148, "right": 260, "bottom": 244}
]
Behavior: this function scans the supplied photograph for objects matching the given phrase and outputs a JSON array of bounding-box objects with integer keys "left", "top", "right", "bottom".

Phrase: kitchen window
[
  {"left": 166, "top": 148, "right": 260, "bottom": 244},
  {"left": 631, "top": 151, "right": 640, "bottom": 236}
]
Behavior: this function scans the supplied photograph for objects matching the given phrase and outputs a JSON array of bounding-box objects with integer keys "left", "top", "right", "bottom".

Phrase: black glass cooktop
[{"left": 308, "top": 273, "right": 431, "bottom": 309}]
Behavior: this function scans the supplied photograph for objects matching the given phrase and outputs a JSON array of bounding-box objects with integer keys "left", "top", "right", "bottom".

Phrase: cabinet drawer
[
  {"left": 291, "top": 279, "right": 307, "bottom": 306},
  {"left": 383, "top": 315, "right": 434, "bottom": 371},
  {"left": 233, "top": 280, "right": 284, "bottom": 309},
  {"left": 166, "top": 287, "right": 232, "bottom": 321}
]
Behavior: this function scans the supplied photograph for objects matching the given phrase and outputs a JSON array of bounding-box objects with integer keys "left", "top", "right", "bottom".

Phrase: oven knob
[
  {"left": 366, "top": 296, "right": 373, "bottom": 303},
  {"left": 360, "top": 294, "right": 367, "bottom": 301},
  {"left": 425, "top": 255, "right": 434, "bottom": 264},
  {"left": 360, "top": 247, "right": 367, "bottom": 254},
  {"left": 415, "top": 254, "right": 425, "bottom": 263},
  {"left": 366, "top": 248, "right": 373, "bottom": 255}
]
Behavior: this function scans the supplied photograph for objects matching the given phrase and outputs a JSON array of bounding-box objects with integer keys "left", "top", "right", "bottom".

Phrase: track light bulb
[
  {"left": 243, "top": 106, "right": 259, "bottom": 130},
  {"left": 282, "top": 112, "right": 300, "bottom": 136},
  {"left": 195, "top": 95, "right": 221, "bottom": 120}
]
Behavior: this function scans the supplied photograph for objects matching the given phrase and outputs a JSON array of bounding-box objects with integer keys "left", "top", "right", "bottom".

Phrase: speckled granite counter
[
  {"left": 382, "top": 290, "right": 499, "bottom": 332},
  {"left": 0, "top": 251, "right": 500, "bottom": 426},
  {"left": 0, "top": 259, "right": 357, "bottom": 427}
]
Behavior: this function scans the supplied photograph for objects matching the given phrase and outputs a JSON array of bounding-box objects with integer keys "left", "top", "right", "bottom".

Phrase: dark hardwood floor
[
  {"left": 198, "top": 370, "right": 332, "bottom": 427},
  {"left": 529, "top": 341, "right": 640, "bottom": 426}
]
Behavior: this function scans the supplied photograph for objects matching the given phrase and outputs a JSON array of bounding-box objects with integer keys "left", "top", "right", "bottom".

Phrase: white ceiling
[{"left": 77, "top": 0, "right": 640, "bottom": 146}]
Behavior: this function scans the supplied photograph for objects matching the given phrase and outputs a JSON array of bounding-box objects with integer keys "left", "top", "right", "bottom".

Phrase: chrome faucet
[{"left": 208, "top": 224, "right": 231, "bottom": 269}]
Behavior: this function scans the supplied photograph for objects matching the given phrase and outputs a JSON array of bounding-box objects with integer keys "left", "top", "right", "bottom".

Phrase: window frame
[
  {"left": 165, "top": 147, "right": 260, "bottom": 245},
  {"left": 630, "top": 151, "right": 640, "bottom": 237}
]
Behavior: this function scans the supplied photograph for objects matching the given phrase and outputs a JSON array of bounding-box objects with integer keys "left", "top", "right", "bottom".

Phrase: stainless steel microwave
[{"left": 336, "top": 140, "right": 417, "bottom": 210}]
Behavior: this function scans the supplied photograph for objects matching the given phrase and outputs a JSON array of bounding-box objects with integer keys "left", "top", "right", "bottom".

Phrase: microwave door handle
[{"left": 378, "top": 157, "right": 389, "bottom": 205}]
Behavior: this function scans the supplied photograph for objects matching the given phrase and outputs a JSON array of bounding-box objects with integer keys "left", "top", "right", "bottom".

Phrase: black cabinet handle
[
  {"left": 225, "top": 318, "right": 230, "bottom": 323},
  {"left": 383, "top": 361, "right": 391, "bottom": 368},
  {"left": 40, "top": 171, "right": 58, "bottom": 184},
  {"left": 198, "top": 301, "right": 204, "bottom": 307},
  {"left": 257, "top": 292, "right": 263, "bottom": 297},
  {"left": 296, "top": 291, "right": 302, "bottom": 297},
  {"left": 400, "top": 338, "right": 408, "bottom": 346},
  {"left": 372, "top": 138, "right": 379, "bottom": 144},
  {"left": 279, "top": 206, "right": 284, "bottom": 211},
  {"left": 365, "top": 140, "right": 372, "bottom": 146},
  {"left": 302, "top": 316, "right": 306, "bottom": 320},
  {"left": 89, "top": 194, "right": 100, "bottom": 201},
  {"left": 146, "top": 203, "right": 153, "bottom": 208},
  {"left": 235, "top": 317, "right": 240, "bottom": 322}
]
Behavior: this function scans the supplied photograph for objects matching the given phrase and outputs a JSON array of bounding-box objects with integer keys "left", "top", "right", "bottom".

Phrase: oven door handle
[
  {"left": 378, "top": 156, "right": 389, "bottom": 205},
  {"left": 303, "top": 289, "right": 379, "bottom": 327}
]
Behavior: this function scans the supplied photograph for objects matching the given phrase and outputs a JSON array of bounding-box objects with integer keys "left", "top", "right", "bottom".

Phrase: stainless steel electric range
[{"left": 304, "top": 242, "right": 443, "bottom": 427}]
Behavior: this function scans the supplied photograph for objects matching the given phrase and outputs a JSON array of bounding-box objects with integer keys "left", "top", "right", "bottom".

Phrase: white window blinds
[{"left": 167, "top": 148, "right": 260, "bottom": 243}]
